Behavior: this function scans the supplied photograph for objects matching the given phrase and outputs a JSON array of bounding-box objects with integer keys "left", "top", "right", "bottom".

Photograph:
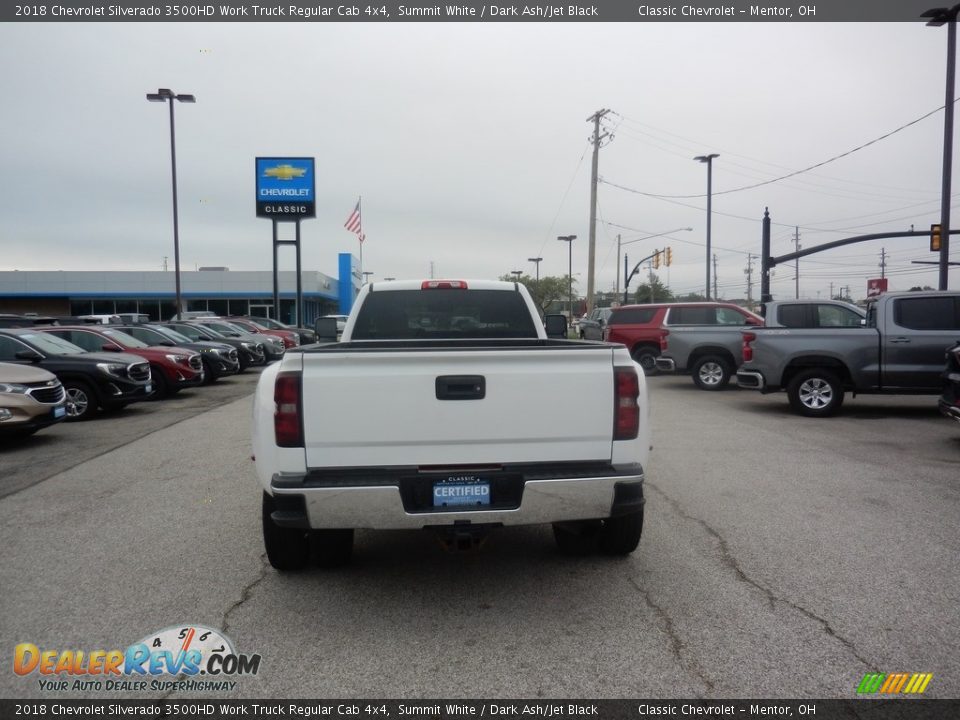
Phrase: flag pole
[{"left": 358, "top": 196, "right": 363, "bottom": 282}]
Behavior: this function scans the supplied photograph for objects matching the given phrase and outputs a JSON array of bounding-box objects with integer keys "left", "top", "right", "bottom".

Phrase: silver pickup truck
[
  {"left": 737, "top": 290, "right": 960, "bottom": 416},
  {"left": 656, "top": 300, "right": 865, "bottom": 390}
]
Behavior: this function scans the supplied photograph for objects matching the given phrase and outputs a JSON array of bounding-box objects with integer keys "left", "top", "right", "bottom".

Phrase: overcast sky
[{"left": 1, "top": 20, "right": 958, "bottom": 301}]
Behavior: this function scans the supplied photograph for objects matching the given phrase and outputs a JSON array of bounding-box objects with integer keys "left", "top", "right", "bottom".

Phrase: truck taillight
[
  {"left": 274, "top": 371, "right": 303, "bottom": 448},
  {"left": 742, "top": 332, "right": 756, "bottom": 363},
  {"left": 614, "top": 366, "right": 640, "bottom": 441},
  {"left": 659, "top": 329, "right": 669, "bottom": 352}
]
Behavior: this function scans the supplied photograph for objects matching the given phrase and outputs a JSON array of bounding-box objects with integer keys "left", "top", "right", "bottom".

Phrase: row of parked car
[
  {"left": 0, "top": 313, "right": 318, "bottom": 439},
  {"left": 578, "top": 293, "right": 960, "bottom": 425}
]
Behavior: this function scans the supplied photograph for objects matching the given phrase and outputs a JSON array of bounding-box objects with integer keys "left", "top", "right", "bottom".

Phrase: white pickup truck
[{"left": 251, "top": 279, "right": 650, "bottom": 570}]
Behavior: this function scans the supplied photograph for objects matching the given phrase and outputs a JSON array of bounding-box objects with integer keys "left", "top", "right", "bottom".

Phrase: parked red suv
[
  {"left": 603, "top": 302, "right": 762, "bottom": 374},
  {"left": 37, "top": 326, "right": 204, "bottom": 398}
]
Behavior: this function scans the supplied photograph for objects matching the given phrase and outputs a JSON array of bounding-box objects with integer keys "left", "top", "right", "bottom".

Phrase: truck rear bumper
[
  {"left": 735, "top": 370, "right": 765, "bottom": 390},
  {"left": 269, "top": 465, "right": 645, "bottom": 530},
  {"left": 654, "top": 357, "right": 676, "bottom": 372}
]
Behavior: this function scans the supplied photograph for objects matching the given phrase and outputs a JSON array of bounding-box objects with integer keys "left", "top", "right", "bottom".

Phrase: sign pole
[{"left": 272, "top": 219, "right": 280, "bottom": 320}]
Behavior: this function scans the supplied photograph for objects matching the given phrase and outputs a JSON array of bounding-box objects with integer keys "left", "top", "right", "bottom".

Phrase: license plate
[
  {"left": 145, "top": 383, "right": 152, "bottom": 394},
  {"left": 433, "top": 481, "right": 491, "bottom": 508},
  {"left": 53, "top": 406, "right": 66, "bottom": 419}
]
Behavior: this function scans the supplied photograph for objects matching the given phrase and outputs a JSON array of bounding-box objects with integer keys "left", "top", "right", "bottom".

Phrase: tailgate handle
[{"left": 436, "top": 375, "right": 486, "bottom": 400}]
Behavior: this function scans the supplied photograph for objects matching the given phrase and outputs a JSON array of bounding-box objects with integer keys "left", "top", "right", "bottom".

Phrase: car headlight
[
  {"left": 165, "top": 354, "right": 191, "bottom": 366},
  {"left": 240, "top": 342, "right": 253, "bottom": 350},
  {"left": 0, "top": 383, "right": 31, "bottom": 394},
  {"left": 97, "top": 362, "right": 127, "bottom": 377},
  {"left": 203, "top": 348, "right": 221, "bottom": 357}
]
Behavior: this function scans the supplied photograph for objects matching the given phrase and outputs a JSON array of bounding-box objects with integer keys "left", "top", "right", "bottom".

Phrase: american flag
[{"left": 344, "top": 199, "right": 365, "bottom": 244}]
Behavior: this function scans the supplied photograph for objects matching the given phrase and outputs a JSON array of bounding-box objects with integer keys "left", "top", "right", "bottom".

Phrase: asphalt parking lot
[{"left": 1, "top": 373, "right": 958, "bottom": 699}]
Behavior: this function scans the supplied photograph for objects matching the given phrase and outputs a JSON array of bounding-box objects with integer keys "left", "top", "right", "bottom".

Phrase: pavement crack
[
  {"left": 221, "top": 552, "right": 271, "bottom": 635},
  {"left": 627, "top": 575, "right": 716, "bottom": 695},
  {"left": 646, "top": 481, "right": 875, "bottom": 670}
]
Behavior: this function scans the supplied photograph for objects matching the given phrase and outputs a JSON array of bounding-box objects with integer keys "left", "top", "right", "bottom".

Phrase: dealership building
[{"left": 0, "top": 253, "right": 361, "bottom": 324}]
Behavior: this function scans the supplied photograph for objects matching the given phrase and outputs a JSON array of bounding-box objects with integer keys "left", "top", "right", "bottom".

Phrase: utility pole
[
  {"left": 794, "top": 226, "right": 801, "bottom": 299},
  {"left": 712, "top": 253, "right": 718, "bottom": 300},
  {"left": 879, "top": 247, "right": 887, "bottom": 279},
  {"left": 614, "top": 234, "right": 621, "bottom": 299},
  {"left": 745, "top": 254, "right": 755, "bottom": 305},
  {"left": 586, "top": 108, "right": 611, "bottom": 316},
  {"left": 829, "top": 281, "right": 835, "bottom": 300}
]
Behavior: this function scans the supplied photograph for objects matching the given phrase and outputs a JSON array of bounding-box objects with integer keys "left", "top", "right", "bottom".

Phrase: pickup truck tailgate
[{"left": 301, "top": 346, "right": 617, "bottom": 468}]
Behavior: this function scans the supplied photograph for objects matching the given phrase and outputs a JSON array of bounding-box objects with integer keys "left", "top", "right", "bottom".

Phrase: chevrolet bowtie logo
[{"left": 263, "top": 164, "right": 306, "bottom": 181}]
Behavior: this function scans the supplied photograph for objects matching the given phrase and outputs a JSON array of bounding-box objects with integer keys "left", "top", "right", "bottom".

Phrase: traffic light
[
  {"left": 666, "top": 247, "right": 673, "bottom": 267},
  {"left": 931, "top": 223, "right": 942, "bottom": 252},
  {"left": 653, "top": 250, "right": 661, "bottom": 269}
]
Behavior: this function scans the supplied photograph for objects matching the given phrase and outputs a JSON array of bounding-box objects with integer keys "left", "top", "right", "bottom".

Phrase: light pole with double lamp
[
  {"left": 557, "top": 235, "right": 577, "bottom": 326},
  {"left": 147, "top": 88, "right": 195, "bottom": 319},
  {"left": 694, "top": 153, "right": 719, "bottom": 300},
  {"left": 922, "top": 3, "right": 960, "bottom": 290}
]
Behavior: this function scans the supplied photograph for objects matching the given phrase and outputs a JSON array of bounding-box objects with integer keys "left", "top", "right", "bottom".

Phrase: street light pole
[
  {"left": 527, "top": 257, "right": 542, "bottom": 284},
  {"left": 147, "top": 88, "right": 195, "bottom": 319},
  {"left": 510, "top": 270, "right": 523, "bottom": 282},
  {"left": 923, "top": 4, "right": 960, "bottom": 290},
  {"left": 557, "top": 235, "right": 576, "bottom": 326},
  {"left": 695, "top": 153, "right": 719, "bottom": 300}
]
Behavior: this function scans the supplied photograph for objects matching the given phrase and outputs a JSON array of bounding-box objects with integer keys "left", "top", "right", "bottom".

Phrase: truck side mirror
[
  {"left": 314, "top": 317, "right": 339, "bottom": 342},
  {"left": 544, "top": 314, "right": 568, "bottom": 339},
  {"left": 15, "top": 349, "right": 43, "bottom": 362}
]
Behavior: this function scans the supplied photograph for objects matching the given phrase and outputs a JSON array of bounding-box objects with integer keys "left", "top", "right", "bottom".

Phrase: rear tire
[
  {"left": 553, "top": 520, "right": 600, "bottom": 555},
  {"left": 786, "top": 369, "right": 844, "bottom": 417},
  {"left": 632, "top": 345, "right": 660, "bottom": 376},
  {"left": 63, "top": 380, "right": 98, "bottom": 421},
  {"left": 311, "top": 529, "right": 354, "bottom": 568},
  {"left": 262, "top": 492, "right": 310, "bottom": 571},
  {"left": 691, "top": 355, "right": 731, "bottom": 391},
  {"left": 598, "top": 509, "right": 644, "bottom": 556}
]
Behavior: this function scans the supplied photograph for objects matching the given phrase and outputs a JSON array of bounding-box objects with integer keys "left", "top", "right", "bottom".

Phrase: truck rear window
[{"left": 351, "top": 289, "right": 538, "bottom": 340}]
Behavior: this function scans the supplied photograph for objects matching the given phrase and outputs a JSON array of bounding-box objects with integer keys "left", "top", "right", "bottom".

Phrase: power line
[{"left": 605, "top": 102, "right": 954, "bottom": 200}]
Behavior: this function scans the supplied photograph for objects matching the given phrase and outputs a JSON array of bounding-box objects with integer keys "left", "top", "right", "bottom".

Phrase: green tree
[
  {"left": 632, "top": 277, "right": 675, "bottom": 303},
  {"left": 500, "top": 274, "right": 578, "bottom": 316},
  {"left": 674, "top": 291, "right": 707, "bottom": 302}
]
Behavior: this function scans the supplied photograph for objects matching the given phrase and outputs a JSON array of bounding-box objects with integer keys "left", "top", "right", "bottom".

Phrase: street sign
[{"left": 255, "top": 157, "right": 315, "bottom": 219}]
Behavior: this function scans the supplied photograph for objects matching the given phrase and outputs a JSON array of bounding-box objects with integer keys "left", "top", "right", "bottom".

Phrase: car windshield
[
  {"left": 18, "top": 332, "right": 86, "bottom": 355},
  {"left": 205, "top": 322, "right": 245, "bottom": 336},
  {"left": 150, "top": 326, "right": 193, "bottom": 344},
  {"left": 101, "top": 329, "right": 150, "bottom": 348}
]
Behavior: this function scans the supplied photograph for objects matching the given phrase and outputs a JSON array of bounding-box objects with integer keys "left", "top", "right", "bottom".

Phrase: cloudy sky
[{"left": 1, "top": 20, "right": 957, "bottom": 301}]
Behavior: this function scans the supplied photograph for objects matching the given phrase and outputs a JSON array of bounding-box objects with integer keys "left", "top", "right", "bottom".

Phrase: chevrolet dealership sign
[{"left": 255, "top": 157, "right": 315, "bottom": 219}]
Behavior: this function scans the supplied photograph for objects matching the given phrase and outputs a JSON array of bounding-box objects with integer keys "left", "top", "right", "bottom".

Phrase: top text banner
[{"left": 2, "top": 1, "right": 951, "bottom": 23}]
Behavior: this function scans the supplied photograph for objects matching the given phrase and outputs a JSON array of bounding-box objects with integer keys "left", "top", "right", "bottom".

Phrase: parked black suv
[
  {"left": 165, "top": 322, "right": 266, "bottom": 369},
  {"left": 0, "top": 328, "right": 152, "bottom": 420}
]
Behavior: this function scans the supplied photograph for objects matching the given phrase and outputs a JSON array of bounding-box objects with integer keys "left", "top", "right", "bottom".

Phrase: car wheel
[
  {"left": 262, "top": 492, "right": 310, "bottom": 571},
  {"left": 787, "top": 369, "right": 845, "bottom": 417},
  {"left": 311, "top": 529, "right": 354, "bottom": 568},
  {"left": 692, "top": 355, "right": 731, "bottom": 390},
  {"left": 201, "top": 358, "right": 218, "bottom": 385},
  {"left": 63, "top": 380, "right": 98, "bottom": 421},
  {"left": 632, "top": 345, "right": 660, "bottom": 376},
  {"left": 598, "top": 509, "right": 644, "bottom": 556},
  {"left": 149, "top": 366, "right": 170, "bottom": 399},
  {"left": 552, "top": 520, "right": 601, "bottom": 555}
]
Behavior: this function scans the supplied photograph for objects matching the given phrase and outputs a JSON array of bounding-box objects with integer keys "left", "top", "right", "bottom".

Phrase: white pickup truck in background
[{"left": 252, "top": 280, "right": 650, "bottom": 570}]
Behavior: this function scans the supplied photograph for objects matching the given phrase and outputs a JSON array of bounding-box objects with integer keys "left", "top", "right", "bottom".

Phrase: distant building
[{"left": 0, "top": 268, "right": 348, "bottom": 324}]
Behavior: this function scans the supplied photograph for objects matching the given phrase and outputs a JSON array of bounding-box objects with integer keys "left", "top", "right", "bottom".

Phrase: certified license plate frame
[{"left": 432, "top": 480, "right": 491, "bottom": 508}]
